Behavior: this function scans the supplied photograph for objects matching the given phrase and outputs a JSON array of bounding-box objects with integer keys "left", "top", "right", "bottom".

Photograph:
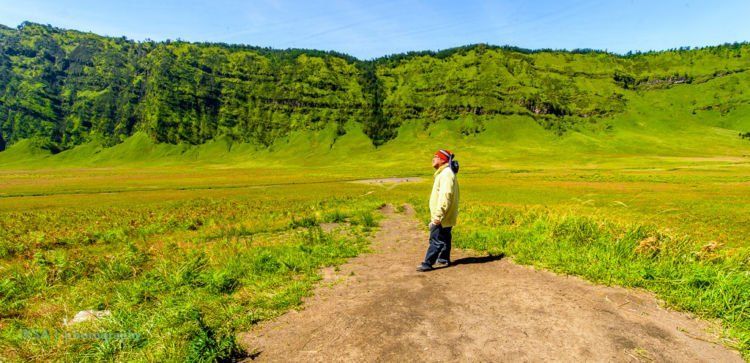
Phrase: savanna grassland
[
  {"left": 0, "top": 168, "right": 386, "bottom": 361},
  {"left": 2, "top": 21, "right": 750, "bottom": 362},
  {"left": 1, "top": 157, "right": 749, "bottom": 361}
]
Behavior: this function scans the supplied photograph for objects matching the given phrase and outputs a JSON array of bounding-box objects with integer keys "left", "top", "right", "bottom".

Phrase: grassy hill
[{"left": 1, "top": 22, "right": 749, "bottom": 168}]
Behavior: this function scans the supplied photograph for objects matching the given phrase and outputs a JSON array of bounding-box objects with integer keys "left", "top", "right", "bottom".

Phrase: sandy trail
[
  {"left": 349, "top": 177, "right": 423, "bottom": 185},
  {"left": 240, "top": 205, "right": 741, "bottom": 362}
]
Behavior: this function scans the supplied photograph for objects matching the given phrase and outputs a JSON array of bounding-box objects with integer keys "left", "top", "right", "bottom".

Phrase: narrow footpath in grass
[{"left": 239, "top": 204, "right": 742, "bottom": 362}]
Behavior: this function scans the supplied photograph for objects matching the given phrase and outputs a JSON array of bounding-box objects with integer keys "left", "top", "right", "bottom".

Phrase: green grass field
[
  {"left": 2, "top": 152, "right": 750, "bottom": 361},
  {"left": 0, "top": 175, "right": 386, "bottom": 361}
]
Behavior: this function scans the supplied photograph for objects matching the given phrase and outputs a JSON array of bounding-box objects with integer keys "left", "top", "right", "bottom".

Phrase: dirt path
[
  {"left": 240, "top": 205, "right": 742, "bottom": 362},
  {"left": 350, "top": 177, "right": 423, "bottom": 185}
]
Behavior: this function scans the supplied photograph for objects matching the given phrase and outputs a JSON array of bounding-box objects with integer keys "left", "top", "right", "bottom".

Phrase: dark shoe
[
  {"left": 416, "top": 264, "right": 433, "bottom": 272},
  {"left": 436, "top": 259, "right": 451, "bottom": 267}
]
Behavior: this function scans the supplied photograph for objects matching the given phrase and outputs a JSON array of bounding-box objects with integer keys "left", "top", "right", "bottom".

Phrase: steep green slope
[
  {"left": 1, "top": 22, "right": 750, "bottom": 167},
  {"left": 0, "top": 22, "right": 370, "bottom": 151}
]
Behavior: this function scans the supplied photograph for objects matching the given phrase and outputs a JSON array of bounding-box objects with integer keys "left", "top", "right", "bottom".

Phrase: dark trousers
[{"left": 423, "top": 224, "right": 452, "bottom": 266}]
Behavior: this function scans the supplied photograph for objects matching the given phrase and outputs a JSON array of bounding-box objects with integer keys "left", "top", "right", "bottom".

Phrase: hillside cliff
[{"left": 1, "top": 22, "right": 749, "bottom": 155}]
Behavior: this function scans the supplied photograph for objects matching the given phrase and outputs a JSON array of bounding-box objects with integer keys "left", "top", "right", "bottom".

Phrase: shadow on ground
[{"left": 450, "top": 254, "right": 505, "bottom": 266}]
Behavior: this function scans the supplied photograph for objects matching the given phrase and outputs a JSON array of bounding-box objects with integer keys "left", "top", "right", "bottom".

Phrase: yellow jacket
[{"left": 430, "top": 164, "right": 460, "bottom": 227}]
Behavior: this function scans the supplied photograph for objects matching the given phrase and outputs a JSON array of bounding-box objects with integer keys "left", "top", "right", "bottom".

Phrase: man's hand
[{"left": 432, "top": 219, "right": 441, "bottom": 226}]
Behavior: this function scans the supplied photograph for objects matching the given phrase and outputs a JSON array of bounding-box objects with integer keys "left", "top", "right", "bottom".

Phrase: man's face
[{"left": 432, "top": 154, "right": 443, "bottom": 169}]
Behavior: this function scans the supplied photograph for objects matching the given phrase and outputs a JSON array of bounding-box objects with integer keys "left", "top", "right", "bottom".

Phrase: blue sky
[{"left": 0, "top": 0, "right": 748, "bottom": 59}]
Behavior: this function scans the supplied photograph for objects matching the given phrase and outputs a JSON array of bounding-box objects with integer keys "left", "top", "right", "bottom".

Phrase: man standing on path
[{"left": 418, "top": 149, "right": 460, "bottom": 272}]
